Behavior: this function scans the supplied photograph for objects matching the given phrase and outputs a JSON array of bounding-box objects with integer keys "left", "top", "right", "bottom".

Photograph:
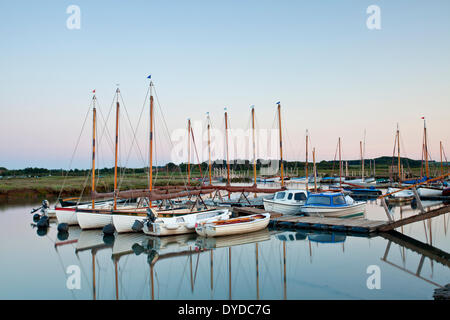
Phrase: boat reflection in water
[{"left": 49, "top": 210, "right": 448, "bottom": 300}]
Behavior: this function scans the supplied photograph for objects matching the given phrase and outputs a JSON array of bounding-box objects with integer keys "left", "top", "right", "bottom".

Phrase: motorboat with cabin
[
  {"left": 299, "top": 192, "right": 366, "bottom": 218},
  {"left": 262, "top": 189, "right": 308, "bottom": 214}
]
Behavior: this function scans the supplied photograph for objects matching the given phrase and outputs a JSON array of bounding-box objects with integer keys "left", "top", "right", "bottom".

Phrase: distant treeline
[{"left": 0, "top": 156, "right": 443, "bottom": 178}]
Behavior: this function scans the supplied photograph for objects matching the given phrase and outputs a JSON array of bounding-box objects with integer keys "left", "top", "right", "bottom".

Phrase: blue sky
[{"left": 0, "top": 1, "right": 449, "bottom": 169}]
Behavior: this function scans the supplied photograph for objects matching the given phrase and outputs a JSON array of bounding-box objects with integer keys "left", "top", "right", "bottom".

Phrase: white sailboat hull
[
  {"left": 56, "top": 208, "right": 79, "bottom": 225},
  {"left": 77, "top": 212, "right": 113, "bottom": 230},
  {"left": 113, "top": 215, "right": 147, "bottom": 233}
]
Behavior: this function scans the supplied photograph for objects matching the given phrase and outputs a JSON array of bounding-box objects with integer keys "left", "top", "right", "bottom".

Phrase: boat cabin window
[
  {"left": 294, "top": 192, "right": 307, "bottom": 201},
  {"left": 276, "top": 192, "right": 286, "bottom": 199},
  {"left": 333, "top": 195, "right": 346, "bottom": 205},
  {"left": 287, "top": 193, "right": 293, "bottom": 200},
  {"left": 306, "top": 196, "right": 331, "bottom": 205}
]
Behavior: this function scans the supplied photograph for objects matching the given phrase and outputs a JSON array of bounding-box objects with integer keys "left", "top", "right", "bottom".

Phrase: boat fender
[
  {"left": 132, "top": 220, "right": 144, "bottom": 232},
  {"left": 33, "top": 213, "right": 41, "bottom": 222},
  {"left": 103, "top": 234, "right": 115, "bottom": 245},
  {"left": 132, "top": 243, "right": 145, "bottom": 256},
  {"left": 57, "top": 223, "right": 69, "bottom": 233},
  {"left": 36, "top": 228, "right": 48, "bottom": 236},
  {"left": 103, "top": 223, "right": 115, "bottom": 235},
  {"left": 36, "top": 216, "right": 49, "bottom": 228},
  {"left": 57, "top": 231, "right": 69, "bottom": 241},
  {"left": 186, "top": 223, "right": 196, "bottom": 229}
]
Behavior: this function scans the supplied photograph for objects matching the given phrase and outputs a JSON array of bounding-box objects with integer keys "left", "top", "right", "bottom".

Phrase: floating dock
[{"left": 233, "top": 204, "right": 450, "bottom": 234}]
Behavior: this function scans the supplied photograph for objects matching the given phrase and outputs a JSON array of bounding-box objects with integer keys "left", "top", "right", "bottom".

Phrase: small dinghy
[
  {"left": 417, "top": 185, "right": 445, "bottom": 198},
  {"left": 143, "top": 209, "right": 231, "bottom": 236},
  {"left": 195, "top": 213, "right": 271, "bottom": 238},
  {"left": 113, "top": 207, "right": 220, "bottom": 233},
  {"left": 299, "top": 192, "right": 365, "bottom": 218},
  {"left": 386, "top": 187, "right": 414, "bottom": 202}
]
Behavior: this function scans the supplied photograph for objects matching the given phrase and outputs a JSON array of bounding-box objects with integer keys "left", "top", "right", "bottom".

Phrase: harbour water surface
[{"left": 0, "top": 198, "right": 448, "bottom": 300}]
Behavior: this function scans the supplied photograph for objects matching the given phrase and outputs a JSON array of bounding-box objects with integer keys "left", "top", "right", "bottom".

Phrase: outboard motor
[
  {"left": 40, "top": 200, "right": 50, "bottom": 216},
  {"left": 146, "top": 208, "right": 157, "bottom": 223},
  {"left": 42, "top": 200, "right": 50, "bottom": 209}
]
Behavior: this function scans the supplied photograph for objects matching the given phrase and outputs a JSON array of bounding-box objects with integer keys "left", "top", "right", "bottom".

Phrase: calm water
[{"left": 0, "top": 196, "right": 448, "bottom": 300}]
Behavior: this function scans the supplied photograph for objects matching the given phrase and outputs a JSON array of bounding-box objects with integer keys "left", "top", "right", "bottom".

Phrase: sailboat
[
  {"left": 262, "top": 102, "right": 308, "bottom": 213},
  {"left": 386, "top": 124, "right": 415, "bottom": 202},
  {"left": 56, "top": 91, "right": 140, "bottom": 226},
  {"left": 206, "top": 105, "right": 285, "bottom": 206},
  {"left": 82, "top": 78, "right": 226, "bottom": 233},
  {"left": 417, "top": 118, "right": 444, "bottom": 197}
]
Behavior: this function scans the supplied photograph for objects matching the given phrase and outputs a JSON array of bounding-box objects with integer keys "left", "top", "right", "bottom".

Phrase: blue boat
[{"left": 300, "top": 192, "right": 366, "bottom": 218}]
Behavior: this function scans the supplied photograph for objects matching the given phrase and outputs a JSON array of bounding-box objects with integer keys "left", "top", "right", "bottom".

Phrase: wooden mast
[
  {"left": 305, "top": 130, "right": 309, "bottom": 191},
  {"left": 207, "top": 112, "right": 212, "bottom": 186},
  {"left": 149, "top": 79, "right": 154, "bottom": 194},
  {"left": 114, "top": 258, "right": 119, "bottom": 300},
  {"left": 255, "top": 243, "right": 259, "bottom": 300},
  {"left": 224, "top": 108, "right": 231, "bottom": 186},
  {"left": 313, "top": 147, "right": 317, "bottom": 192},
  {"left": 277, "top": 102, "right": 284, "bottom": 187},
  {"left": 251, "top": 106, "right": 257, "bottom": 196},
  {"left": 360, "top": 141, "right": 363, "bottom": 181},
  {"left": 339, "top": 137, "right": 342, "bottom": 188},
  {"left": 91, "top": 93, "right": 96, "bottom": 209},
  {"left": 440, "top": 141, "right": 444, "bottom": 177},
  {"left": 283, "top": 241, "right": 287, "bottom": 300},
  {"left": 188, "top": 118, "right": 191, "bottom": 185},
  {"left": 397, "top": 124, "right": 401, "bottom": 183},
  {"left": 92, "top": 249, "right": 96, "bottom": 300},
  {"left": 113, "top": 88, "right": 120, "bottom": 210},
  {"left": 362, "top": 130, "right": 366, "bottom": 181},
  {"left": 360, "top": 140, "right": 364, "bottom": 180},
  {"left": 423, "top": 118, "right": 429, "bottom": 179}
]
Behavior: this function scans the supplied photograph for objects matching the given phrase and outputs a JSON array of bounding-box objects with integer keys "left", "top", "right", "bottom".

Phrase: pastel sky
[{"left": 0, "top": 1, "right": 449, "bottom": 169}]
